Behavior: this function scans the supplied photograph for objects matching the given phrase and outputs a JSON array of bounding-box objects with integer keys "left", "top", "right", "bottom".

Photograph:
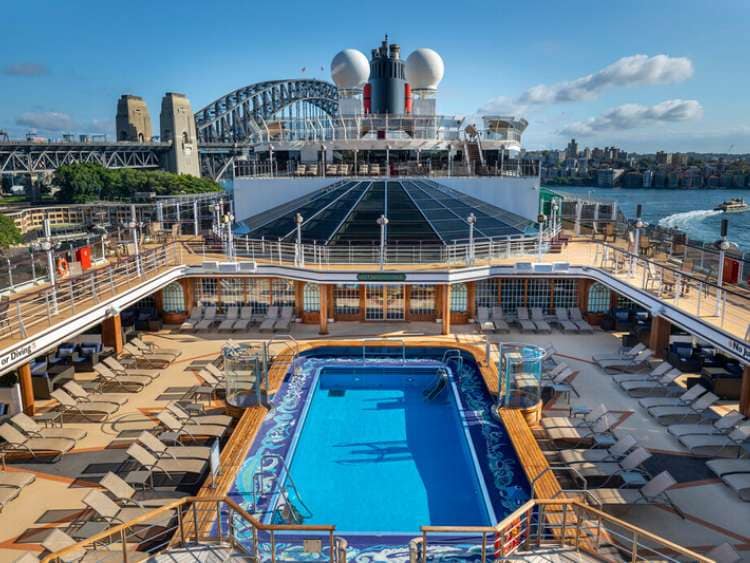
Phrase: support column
[
  {"left": 466, "top": 282, "right": 476, "bottom": 320},
  {"left": 294, "top": 281, "right": 305, "bottom": 319},
  {"left": 319, "top": 284, "right": 329, "bottom": 335},
  {"left": 102, "top": 314, "right": 124, "bottom": 355},
  {"left": 740, "top": 365, "right": 750, "bottom": 417},
  {"left": 441, "top": 284, "right": 451, "bottom": 336},
  {"left": 18, "top": 363, "right": 34, "bottom": 415},
  {"left": 648, "top": 315, "right": 670, "bottom": 359}
]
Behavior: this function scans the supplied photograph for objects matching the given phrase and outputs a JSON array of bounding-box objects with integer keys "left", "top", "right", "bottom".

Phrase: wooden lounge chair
[
  {"left": 195, "top": 305, "right": 217, "bottom": 331},
  {"left": 131, "top": 337, "right": 181, "bottom": 360},
  {"left": 530, "top": 308, "right": 552, "bottom": 333},
  {"left": 490, "top": 306, "right": 510, "bottom": 333},
  {"left": 179, "top": 306, "right": 203, "bottom": 332},
  {"left": 668, "top": 411, "right": 745, "bottom": 439},
  {"left": 126, "top": 442, "right": 208, "bottom": 481},
  {"left": 554, "top": 308, "right": 579, "bottom": 333},
  {"left": 274, "top": 306, "right": 294, "bottom": 332},
  {"left": 93, "top": 363, "right": 150, "bottom": 392},
  {"left": 559, "top": 434, "right": 638, "bottom": 466},
  {"left": 232, "top": 306, "right": 254, "bottom": 331},
  {"left": 259, "top": 306, "right": 279, "bottom": 332},
  {"left": 138, "top": 431, "right": 211, "bottom": 461},
  {"left": 51, "top": 389, "right": 120, "bottom": 421},
  {"left": 476, "top": 307, "right": 495, "bottom": 332},
  {"left": 0, "top": 423, "right": 75, "bottom": 461},
  {"left": 516, "top": 307, "right": 536, "bottom": 333},
  {"left": 63, "top": 380, "right": 128, "bottom": 407},
  {"left": 100, "top": 472, "right": 176, "bottom": 508},
  {"left": 103, "top": 357, "right": 160, "bottom": 381},
  {"left": 568, "top": 308, "right": 594, "bottom": 333},
  {"left": 11, "top": 412, "right": 87, "bottom": 442},
  {"left": 218, "top": 306, "right": 239, "bottom": 331},
  {"left": 40, "top": 528, "right": 149, "bottom": 563}
]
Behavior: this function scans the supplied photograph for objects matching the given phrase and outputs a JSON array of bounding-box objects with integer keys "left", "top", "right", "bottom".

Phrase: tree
[{"left": 0, "top": 214, "right": 22, "bottom": 248}]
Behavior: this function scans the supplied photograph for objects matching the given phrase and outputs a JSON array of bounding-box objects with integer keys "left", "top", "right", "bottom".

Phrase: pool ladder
[
  {"left": 251, "top": 453, "right": 312, "bottom": 525},
  {"left": 424, "top": 367, "right": 449, "bottom": 401},
  {"left": 441, "top": 349, "right": 464, "bottom": 377}
]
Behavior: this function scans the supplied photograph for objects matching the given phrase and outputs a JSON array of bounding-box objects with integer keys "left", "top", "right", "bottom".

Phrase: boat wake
[{"left": 658, "top": 209, "right": 721, "bottom": 230}]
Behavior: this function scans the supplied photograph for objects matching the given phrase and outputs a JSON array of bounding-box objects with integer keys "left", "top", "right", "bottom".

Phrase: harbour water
[{"left": 555, "top": 186, "right": 750, "bottom": 252}]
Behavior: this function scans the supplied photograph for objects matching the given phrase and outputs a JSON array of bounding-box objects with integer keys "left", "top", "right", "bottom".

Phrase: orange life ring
[{"left": 56, "top": 257, "right": 69, "bottom": 277}]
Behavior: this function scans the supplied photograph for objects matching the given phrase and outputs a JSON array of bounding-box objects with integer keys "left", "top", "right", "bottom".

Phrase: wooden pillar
[
  {"left": 319, "top": 284, "right": 329, "bottom": 335},
  {"left": 294, "top": 281, "right": 305, "bottom": 318},
  {"left": 740, "top": 365, "right": 750, "bottom": 417},
  {"left": 648, "top": 315, "right": 670, "bottom": 359},
  {"left": 181, "top": 279, "right": 195, "bottom": 315},
  {"left": 441, "top": 284, "right": 451, "bottom": 335},
  {"left": 102, "top": 313, "right": 124, "bottom": 354},
  {"left": 466, "top": 282, "right": 476, "bottom": 319},
  {"left": 18, "top": 363, "right": 34, "bottom": 415}
]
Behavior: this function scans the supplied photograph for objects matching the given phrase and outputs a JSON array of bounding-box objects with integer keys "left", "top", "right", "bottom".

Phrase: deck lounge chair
[
  {"left": 103, "top": 356, "right": 160, "bottom": 381},
  {"left": 679, "top": 425, "right": 750, "bottom": 458},
  {"left": 131, "top": 337, "right": 181, "bottom": 360},
  {"left": 0, "top": 486, "right": 22, "bottom": 513},
  {"left": 138, "top": 431, "right": 211, "bottom": 461},
  {"left": 541, "top": 404, "right": 610, "bottom": 431},
  {"left": 619, "top": 368, "right": 681, "bottom": 398},
  {"left": 100, "top": 472, "right": 175, "bottom": 508},
  {"left": 541, "top": 367, "right": 579, "bottom": 398},
  {"left": 232, "top": 306, "right": 254, "bottom": 331},
  {"left": 593, "top": 343, "right": 646, "bottom": 363},
  {"left": 582, "top": 470, "right": 677, "bottom": 508},
  {"left": 179, "top": 306, "right": 203, "bottom": 332},
  {"left": 559, "top": 434, "right": 638, "bottom": 465},
  {"left": 516, "top": 307, "right": 536, "bottom": 333},
  {"left": 218, "top": 306, "right": 239, "bottom": 331},
  {"left": 568, "top": 308, "right": 594, "bottom": 333},
  {"left": 598, "top": 349, "right": 654, "bottom": 373},
  {"left": 259, "top": 306, "right": 279, "bottom": 332},
  {"left": 0, "top": 471, "right": 35, "bottom": 512},
  {"left": 565, "top": 447, "right": 651, "bottom": 485},
  {"left": 195, "top": 305, "right": 217, "bottom": 331},
  {"left": 126, "top": 442, "right": 208, "bottom": 481},
  {"left": 83, "top": 489, "right": 174, "bottom": 527},
  {"left": 612, "top": 361, "right": 674, "bottom": 384},
  {"left": 40, "top": 528, "right": 149, "bottom": 563},
  {"left": 93, "top": 363, "right": 150, "bottom": 392},
  {"left": 11, "top": 412, "right": 87, "bottom": 442},
  {"left": 530, "top": 308, "right": 552, "bottom": 333},
  {"left": 545, "top": 415, "right": 617, "bottom": 447},
  {"left": 167, "top": 402, "right": 232, "bottom": 427},
  {"left": 156, "top": 411, "right": 228, "bottom": 440},
  {"left": 705, "top": 543, "right": 742, "bottom": 563},
  {"left": 554, "top": 308, "right": 579, "bottom": 333},
  {"left": 204, "top": 362, "right": 225, "bottom": 382},
  {"left": 122, "top": 342, "right": 172, "bottom": 368},
  {"left": 0, "top": 423, "right": 75, "bottom": 461},
  {"left": 51, "top": 388, "right": 120, "bottom": 421},
  {"left": 668, "top": 411, "right": 745, "bottom": 439},
  {"left": 274, "top": 306, "right": 294, "bottom": 332},
  {"left": 639, "top": 383, "right": 706, "bottom": 410},
  {"left": 63, "top": 381, "right": 128, "bottom": 407},
  {"left": 490, "top": 307, "right": 510, "bottom": 333},
  {"left": 648, "top": 391, "right": 719, "bottom": 425},
  {"left": 476, "top": 307, "right": 495, "bottom": 332}
]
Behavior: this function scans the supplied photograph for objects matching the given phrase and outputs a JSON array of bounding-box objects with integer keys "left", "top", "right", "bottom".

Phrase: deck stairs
[{"left": 147, "top": 543, "right": 254, "bottom": 562}]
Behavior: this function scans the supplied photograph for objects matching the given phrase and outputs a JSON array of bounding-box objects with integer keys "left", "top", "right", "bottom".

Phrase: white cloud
[
  {"left": 478, "top": 54, "right": 694, "bottom": 114},
  {"left": 558, "top": 99, "right": 703, "bottom": 136},
  {"left": 15, "top": 111, "right": 75, "bottom": 132}
]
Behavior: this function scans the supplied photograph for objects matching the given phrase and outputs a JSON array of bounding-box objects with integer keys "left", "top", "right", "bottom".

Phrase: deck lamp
[
  {"left": 224, "top": 213, "right": 235, "bottom": 259},
  {"left": 537, "top": 213, "right": 547, "bottom": 261},
  {"left": 295, "top": 213, "right": 304, "bottom": 267},
  {"left": 467, "top": 213, "right": 477, "bottom": 264},
  {"left": 631, "top": 204, "right": 644, "bottom": 276},
  {"left": 714, "top": 219, "right": 730, "bottom": 316},
  {"left": 551, "top": 200, "right": 559, "bottom": 236},
  {"left": 377, "top": 214, "right": 389, "bottom": 270}
]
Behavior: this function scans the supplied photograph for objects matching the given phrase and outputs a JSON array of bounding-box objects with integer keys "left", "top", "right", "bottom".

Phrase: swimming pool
[{"left": 282, "top": 365, "right": 494, "bottom": 533}]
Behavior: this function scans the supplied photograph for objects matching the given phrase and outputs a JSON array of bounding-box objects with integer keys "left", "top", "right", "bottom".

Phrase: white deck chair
[
  {"left": 259, "top": 306, "right": 279, "bottom": 332},
  {"left": 476, "top": 307, "right": 495, "bottom": 332},
  {"left": 583, "top": 470, "right": 677, "bottom": 508},
  {"left": 593, "top": 343, "right": 646, "bottom": 363},
  {"left": 11, "top": 412, "right": 86, "bottom": 442},
  {"left": 560, "top": 434, "right": 638, "bottom": 465},
  {"left": 195, "top": 305, "right": 217, "bottom": 331},
  {"left": 516, "top": 307, "right": 536, "bottom": 333},
  {"left": 274, "top": 306, "right": 294, "bottom": 332},
  {"left": 568, "top": 308, "right": 594, "bottom": 333},
  {"left": 639, "top": 383, "right": 706, "bottom": 410},
  {"left": 490, "top": 306, "right": 510, "bottom": 333},
  {"left": 668, "top": 411, "right": 745, "bottom": 439},
  {"left": 648, "top": 391, "right": 719, "bottom": 426},
  {"left": 180, "top": 306, "right": 203, "bottom": 331},
  {"left": 531, "top": 308, "right": 552, "bottom": 333},
  {"left": 680, "top": 425, "right": 750, "bottom": 458},
  {"left": 619, "top": 368, "right": 681, "bottom": 398},
  {"left": 555, "top": 308, "right": 579, "bottom": 333},
  {"left": 218, "top": 306, "right": 239, "bottom": 331},
  {"left": 233, "top": 306, "right": 254, "bottom": 330}
]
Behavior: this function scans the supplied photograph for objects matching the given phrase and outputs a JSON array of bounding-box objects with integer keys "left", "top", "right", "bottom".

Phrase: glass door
[
  {"left": 386, "top": 285, "right": 405, "bottom": 320},
  {"left": 365, "top": 284, "right": 385, "bottom": 320}
]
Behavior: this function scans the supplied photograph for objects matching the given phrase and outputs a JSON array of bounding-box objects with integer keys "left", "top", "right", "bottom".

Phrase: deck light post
[
  {"left": 41, "top": 217, "right": 59, "bottom": 314},
  {"left": 295, "top": 213, "right": 304, "bottom": 267},
  {"left": 467, "top": 213, "right": 476, "bottom": 265},
  {"left": 537, "top": 213, "right": 547, "bottom": 261},
  {"left": 551, "top": 199, "right": 560, "bottom": 238},
  {"left": 224, "top": 212, "right": 235, "bottom": 259},
  {"left": 193, "top": 199, "right": 199, "bottom": 236},
  {"left": 213, "top": 201, "right": 222, "bottom": 240},
  {"left": 129, "top": 204, "right": 142, "bottom": 277},
  {"left": 715, "top": 219, "right": 730, "bottom": 317},
  {"left": 631, "top": 204, "right": 644, "bottom": 277},
  {"left": 377, "top": 214, "right": 389, "bottom": 270}
]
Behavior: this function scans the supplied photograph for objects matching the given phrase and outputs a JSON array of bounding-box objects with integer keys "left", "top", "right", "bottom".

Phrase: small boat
[{"left": 714, "top": 198, "right": 750, "bottom": 213}]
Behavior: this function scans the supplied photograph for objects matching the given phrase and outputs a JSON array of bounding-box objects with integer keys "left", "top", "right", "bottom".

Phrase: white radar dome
[
  {"left": 405, "top": 48, "right": 444, "bottom": 91},
  {"left": 330, "top": 49, "right": 370, "bottom": 90}
]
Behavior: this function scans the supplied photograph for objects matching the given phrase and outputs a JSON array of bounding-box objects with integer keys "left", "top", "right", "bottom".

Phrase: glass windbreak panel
[
  {"left": 365, "top": 284, "right": 385, "bottom": 320},
  {"left": 499, "top": 343, "right": 544, "bottom": 408},
  {"left": 386, "top": 285, "right": 405, "bottom": 320},
  {"left": 223, "top": 342, "right": 264, "bottom": 408},
  {"left": 334, "top": 284, "right": 360, "bottom": 316}
]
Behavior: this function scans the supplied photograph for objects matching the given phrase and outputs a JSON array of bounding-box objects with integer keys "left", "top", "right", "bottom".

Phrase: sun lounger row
[{"left": 181, "top": 305, "right": 295, "bottom": 333}]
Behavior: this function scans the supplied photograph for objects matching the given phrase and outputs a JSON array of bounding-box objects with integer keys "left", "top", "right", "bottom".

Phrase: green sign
[{"left": 357, "top": 272, "right": 407, "bottom": 282}]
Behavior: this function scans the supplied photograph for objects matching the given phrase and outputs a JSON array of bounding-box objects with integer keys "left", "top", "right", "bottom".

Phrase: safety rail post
[
  {"left": 15, "top": 302, "right": 26, "bottom": 338},
  {"left": 68, "top": 279, "right": 75, "bottom": 313},
  {"left": 120, "top": 528, "right": 129, "bottom": 563},
  {"left": 329, "top": 530, "right": 335, "bottom": 562},
  {"left": 631, "top": 531, "right": 639, "bottom": 562},
  {"left": 177, "top": 503, "right": 186, "bottom": 546},
  {"left": 421, "top": 530, "right": 427, "bottom": 563}
]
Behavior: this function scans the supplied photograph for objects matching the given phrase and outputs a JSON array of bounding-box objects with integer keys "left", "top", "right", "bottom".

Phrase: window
[
  {"left": 527, "top": 279, "right": 551, "bottom": 312},
  {"left": 588, "top": 283, "right": 611, "bottom": 313},
  {"left": 501, "top": 279, "right": 524, "bottom": 313},
  {"left": 335, "top": 284, "right": 360, "bottom": 315},
  {"left": 272, "top": 279, "right": 295, "bottom": 308},
  {"left": 198, "top": 278, "right": 217, "bottom": 305},
  {"left": 616, "top": 293, "right": 640, "bottom": 311},
  {"left": 410, "top": 284, "right": 436, "bottom": 315},
  {"left": 220, "top": 279, "right": 244, "bottom": 308},
  {"left": 162, "top": 283, "right": 185, "bottom": 313},
  {"left": 132, "top": 296, "right": 155, "bottom": 310},
  {"left": 248, "top": 279, "right": 270, "bottom": 314},
  {"left": 450, "top": 283, "right": 467, "bottom": 312},
  {"left": 475, "top": 279, "right": 499, "bottom": 309},
  {"left": 553, "top": 280, "right": 578, "bottom": 311},
  {"left": 303, "top": 283, "right": 320, "bottom": 312}
]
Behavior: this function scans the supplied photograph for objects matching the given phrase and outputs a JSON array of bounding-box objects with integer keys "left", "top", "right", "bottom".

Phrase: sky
[{"left": 1, "top": 0, "right": 748, "bottom": 153}]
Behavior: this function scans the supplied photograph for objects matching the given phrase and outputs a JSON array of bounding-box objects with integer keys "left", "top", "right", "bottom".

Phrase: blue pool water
[{"left": 283, "top": 366, "right": 493, "bottom": 533}]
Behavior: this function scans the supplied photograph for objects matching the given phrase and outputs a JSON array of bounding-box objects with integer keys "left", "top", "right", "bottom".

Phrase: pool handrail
[{"left": 361, "top": 337, "right": 406, "bottom": 363}]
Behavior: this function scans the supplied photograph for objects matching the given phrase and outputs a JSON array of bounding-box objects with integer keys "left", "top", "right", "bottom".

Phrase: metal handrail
[{"left": 361, "top": 337, "right": 406, "bottom": 363}]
